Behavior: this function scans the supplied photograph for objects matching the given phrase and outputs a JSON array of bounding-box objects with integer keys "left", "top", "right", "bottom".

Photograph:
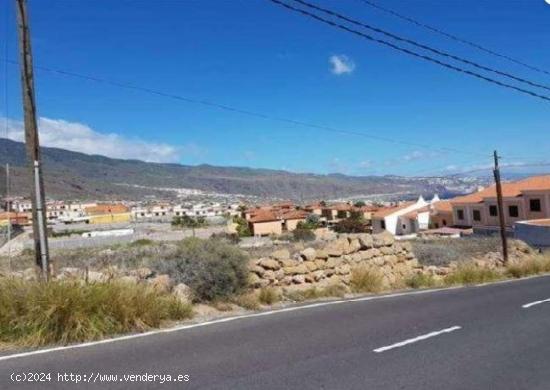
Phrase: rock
[
  {"left": 400, "top": 241, "right": 412, "bottom": 252},
  {"left": 148, "top": 274, "right": 173, "bottom": 293},
  {"left": 173, "top": 283, "right": 193, "bottom": 304},
  {"left": 361, "top": 249, "right": 375, "bottom": 260},
  {"left": 283, "top": 264, "right": 308, "bottom": 275},
  {"left": 312, "top": 270, "right": 325, "bottom": 281},
  {"left": 372, "top": 256, "right": 385, "bottom": 266},
  {"left": 358, "top": 234, "right": 374, "bottom": 249},
  {"left": 281, "top": 276, "right": 293, "bottom": 286},
  {"left": 373, "top": 231, "right": 394, "bottom": 247},
  {"left": 258, "top": 258, "right": 281, "bottom": 270},
  {"left": 274, "top": 269, "right": 285, "bottom": 280},
  {"left": 380, "top": 246, "right": 394, "bottom": 255},
  {"left": 335, "top": 264, "right": 351, "bottom": 275},
  {"left": 58, "top": 267, "right": 84, "bottom": 279},
  {"left": 350, "top": 253, "right": 362, "bottom": 263},
  {"left": 279, "top": 258, "right": 299, "bottom": 268},
  {"left": 314, "top": 259, "right": 327, "bottom": 270},
  {"left": 327, "top": 237, "right": 349, "bottom": 257},
  {"left": 406, "top": 258, "right": 419, "bottom": 268},
  {"left": 301, "top": 248, "right": 317, "bottom": 261},
  {"left": 250, "top": 265, "right": 265, "bottom": 276},
  {"left": 271, "top": 249, "right": 291, "bottom": 261},
  {"left": 263, "top": 270, "right": 276, "bottom": 281},
  {"left": 348, "top": 239, "right": 362, "bottom": 254},
  {"left": 249, "top": 273, "right": 269, "bottom": 288},
  {"left": 292, "top": 274, "right": 306, "bottom": 284},
  {"left": 326, "top": 257, "right": 343, "bottom": 269},
  {"left": 315, "top": 249, "right": 329, "bottom": 259},
  {"left": 304, "top": 273, "right": 315, "bottom": 283},
  {"left": 304, "top": 261, "right": 318, "bottom": 272},
  {"left": 383, "top": 255, "right": 398, "bottom": 265}
]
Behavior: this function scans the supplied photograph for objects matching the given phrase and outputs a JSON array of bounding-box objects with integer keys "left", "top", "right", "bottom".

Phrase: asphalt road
[{"left": 2, "top": 276, "right": 550, "bottom": 389}]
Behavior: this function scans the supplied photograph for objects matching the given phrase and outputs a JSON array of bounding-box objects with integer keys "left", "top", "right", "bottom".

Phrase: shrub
[
  {"left": 406, "top": 273, "right": 437, "bottom": 289},
  {"left": 0, "top": 279, "right": 192, "bottom": 347},
  {"left": 505, "top": 255, "right": 550, "bottom": 278},
  {"left": 350, "top": 267, "right": 383, "bottom": 293},
  {"left": 153, "top": 237, "right": 249, "bottom": 302},
  {"left": 285, "top": 284, "right": 347, "bottom": 302},
  {"left": 130, "top": 238, "right": 154, "bottom": 247},
  {"left": 258, "top": 287, "right": 280, "bottom": 305},
  {"left": 232, "top": 216, "right": 251, "bottom": 237},
  {"left": 233, "top": 292, "right": 260, "bottom": 310},
  {"left": 334, "top": 216, "right": 368, "bottom": 234},
  {"left": 292, "top": 227, "right": 316, "bottom": 242},
  {"left": 444, "top": 263, "right": 501, "bottom": 286}
]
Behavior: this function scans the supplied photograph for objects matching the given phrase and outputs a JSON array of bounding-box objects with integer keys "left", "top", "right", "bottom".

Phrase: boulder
[
  {"left": 312, "top": 270, "right": 325, "bottom": 281},
  {"left": 335, "top": 264, "right": 351, "bottom": 275},
  {"left": 274, "top": 269, "right": 285, "bottom": 280},
  {"left": 283, "top": 264, "right": 308, "bottom": 275},
  {"left": 304, "top": 261, "right": 318, "bottom": 272},
  {"left": 348, "top": 239, "right": 362, "bottom": 254},
  {"left": 271, "top": 249, "right": 291, "bottom": 261},
  {"left": 292, "top": 274, "right": 306, "bottom": 284},
  {"left": 258, "top": 258, "right": 281, "bottom": 270},
  {"left": 172, "top": 283, "right": 193, "bottom": 304},
  {"left": 301, "top": 248, "right": 317, "bottom": 261},
  {"left": 358, "top": 234, "right": 374, "bottom": 249},
  {"left": 380, "top": 246, "right": 394, "bottom": 255},
  {"left": 87, "top": 271, "right": 108, "bottom": 283},
  {"left": 315, "top": 249, "right": 329, "bottom": 259},
  {"left": 263, "top": 270, "right": 276, "bottom": 281},
  {"left": 279, "top": 258, "right": 299, "bottom": 268},
  {"left": 135, "top": 267, "right": 154, "bottom": 280},
  {"left": 373, "top": 231, "right": 394, "bottom": 247},
  {"left": 250, "top": 265, "right": 265, "bottom": 276},
  {"left": 314, "top": 259, "right": 327, "bottom": 270},
  {"left": 326, "top": 257, "right": 343, "bottom": 269},
  {"left": 361, "top": 249, "right": 375, "bottom": 260}
]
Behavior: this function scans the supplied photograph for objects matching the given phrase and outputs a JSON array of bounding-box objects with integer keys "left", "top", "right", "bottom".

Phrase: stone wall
[{"left": 248, "top": 232, "right": 422, "bottom": 292}]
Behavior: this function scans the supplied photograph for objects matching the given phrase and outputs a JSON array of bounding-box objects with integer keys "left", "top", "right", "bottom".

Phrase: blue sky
[{"left": 1, "top": 0, "right": 550, "bottom": 176}]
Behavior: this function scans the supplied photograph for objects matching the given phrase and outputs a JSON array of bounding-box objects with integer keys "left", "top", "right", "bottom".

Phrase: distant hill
[{"left": 0, "top": 138, "right": 483, "bottom": 201}]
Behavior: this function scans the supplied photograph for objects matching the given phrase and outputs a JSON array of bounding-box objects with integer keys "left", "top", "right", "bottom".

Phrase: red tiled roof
[
  {"left": 280, "top": 210, "right": 308, "bottom": 220},
  {"left": 372, "top": 202, "right": 414, "bottom": 218},
  {"left": 248, "top": 210, "right": 280, "bottom": 223}
]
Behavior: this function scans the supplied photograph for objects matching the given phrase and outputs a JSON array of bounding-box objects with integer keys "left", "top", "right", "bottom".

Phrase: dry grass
[
  {"left": 258, "top": 288, "right": 281, "bottom": 305},
  {"left": 444, "top": 263, "right": 502, "bottom": 286},
  {"left": 411, "top": 236, "right": 501, "bottom": 266},
  {"left": 405, "top": 273, "right": 438, "bottom": 289},
  {"left": 505, "top": 254, "right": 550, "bottom": 278},
  {"left": 284, "top": 284, "right": 347, "bottom": 302},
  {"left": 0, "top": 279, "right": 192, "bottom": 347},
  {"left": 233, "top": 292, "right": 261, "bottom": 311},
  {"left": 350, "top": 267, "right": 383, "bottom": 293}
]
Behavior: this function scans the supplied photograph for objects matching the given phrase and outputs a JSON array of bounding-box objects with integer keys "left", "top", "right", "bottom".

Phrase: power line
[
  {"left": 268, "top": 0, "right": 550, "bottom": 103},
  {"left": 290, "top": 0, "right": 550, "bottom": 92},
  {"left": 0, "top": 58, "right": 489, "bottom": 158},
  {"left": 358, "top": 0, "right": 550, "bottom": 77}
]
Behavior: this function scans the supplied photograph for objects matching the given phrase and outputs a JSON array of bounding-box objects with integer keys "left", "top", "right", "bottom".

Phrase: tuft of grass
[
  {"left": 444, "top": 263, "right": 501, "bottom": 286},
  {"left": 505, "top": 255, "right": 550, "bottom": 278},
  {"left": 233, "top": 292, "right": 261, "bottom": 311},
  {"left": 130, "top": 239, "right": 154, "bottom": 247},
  {"left": 350, "top": 267, "right": 383, "bottom": 293},
  {"left": 406, "top": 273, "right": 437, "bottom": 289},
  {"left": 285, "top": 284, "right": 348, "bottom": 302},
  {"left": 0, "top": 279, "right": 192, "bottom": 347},
  {"left": 258, "top": 288, "right": 280, "bottom": 305}
]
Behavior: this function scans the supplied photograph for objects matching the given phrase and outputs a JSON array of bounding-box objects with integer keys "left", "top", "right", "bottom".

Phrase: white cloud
[
  {"left": 329, "top": 55, "right": 355, "bottom": 75},
  {"left": 2, "top": 117, "right": 201, "bottom": 163},
  {"left": 403, "top": 150, "right": 425, "bottom": 161}
]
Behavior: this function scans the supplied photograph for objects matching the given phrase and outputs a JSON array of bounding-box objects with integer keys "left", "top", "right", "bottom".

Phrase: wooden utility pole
[
  {"left": 15, "top": 0, "right": 50, "bottom": 280},
  {"left": 493, "top": 150, "right": 508, "bottom": 264}
]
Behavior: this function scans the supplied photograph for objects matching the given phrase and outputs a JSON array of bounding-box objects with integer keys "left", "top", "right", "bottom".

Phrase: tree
[
  {"left": 232, "top": 216, "right": 251, "bottom": 237},
  {"left": 334, "top": 212, "right": 368, "bottom": 233},
  {"left": 354, "top": 200, "right": 366, "bottom": 208},
  {"left": 172, "top": 215, "right": 207, "bottom": 237}
]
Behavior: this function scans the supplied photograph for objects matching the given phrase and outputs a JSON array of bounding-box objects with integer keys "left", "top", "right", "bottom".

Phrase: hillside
[{"left": 0, "top": 138, "right": 482, "bottom": 201}]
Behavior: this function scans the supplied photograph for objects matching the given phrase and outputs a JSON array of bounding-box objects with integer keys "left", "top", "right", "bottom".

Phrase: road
[{"left": 1, "top": 276, "right": 550, "bottom": 389}]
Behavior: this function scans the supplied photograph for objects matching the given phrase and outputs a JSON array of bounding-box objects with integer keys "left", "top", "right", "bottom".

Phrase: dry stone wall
[{"left": 248, "top": 232, "right": 422, "bottom": 292}]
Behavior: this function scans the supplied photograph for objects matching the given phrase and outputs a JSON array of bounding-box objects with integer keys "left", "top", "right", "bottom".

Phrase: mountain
[{"left": 0, "top": 138, "right": 483, "bottom": 201}]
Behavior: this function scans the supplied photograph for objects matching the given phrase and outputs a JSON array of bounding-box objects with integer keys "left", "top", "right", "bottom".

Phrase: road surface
[{"left": 1, "top": 275, "right": 550, "bottom": 389}]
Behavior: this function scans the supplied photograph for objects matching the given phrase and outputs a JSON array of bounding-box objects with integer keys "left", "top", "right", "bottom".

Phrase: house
[
  {"left": 372, "top": 195, "right": 444, "bottom": 235},
  {"left": 450, "top": 175, "right": 550, "bottom": 232},
  {"left": 0, "top": 212, "right": 30, "bottom": 226},
  {"left": 85, "top": 203, "right": 131, "bottom": 224},
  {"left": 321, "top": 203, "right": 353, "bottom": 224},
  {"left": 244, "top": 203, "right": 309, "bottom": 236},
  {"left": 248, "top": 210, "right": 283, "bottom": 236}
]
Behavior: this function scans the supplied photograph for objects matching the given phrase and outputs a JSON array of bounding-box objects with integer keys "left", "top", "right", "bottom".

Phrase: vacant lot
[{"left": 411, "top": 236, "right": 501, "bottom": 266}]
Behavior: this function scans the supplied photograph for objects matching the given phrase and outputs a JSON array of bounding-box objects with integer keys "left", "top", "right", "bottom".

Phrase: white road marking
[
  {"left": 373, "top": 326, "right": 462, "bottom": 353},
  {"left": 522, "top": 298, "right": 550, "bottom": 309},
  {"left": 0, "top": 274, "right": 548, "bottom": 362}
]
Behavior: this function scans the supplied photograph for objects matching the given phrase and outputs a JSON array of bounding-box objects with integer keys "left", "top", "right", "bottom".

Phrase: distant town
[{"left": 2, "top": 174, "right": 549, "bottom": 251}]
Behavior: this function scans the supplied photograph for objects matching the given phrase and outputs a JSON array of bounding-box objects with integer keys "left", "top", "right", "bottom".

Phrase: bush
[
  {"left": 292, "top": 227, "right": 316, "bottom": 242},
  {"left": 406, "top": 273, "right": 437, "bottom": 289},
  {"left": 0, "top": 279, "right": 192, "bottom": 347},
  {"left": 233, "top": 292, "right": 261, "bottom": 311},
  {"left": 334, "top": 216, "right": 368, "bottom": 234},
  {"left": 130, "top": 238, "right": 154, "bottom": 247},
  {"left": 505, "top": 255, "right": 550, "bottom": 278},
  {"left": 153, "top": 237, "right": 249, "bottom": 302},
  {"left": 444, "top": 263, "right": 501, "bottom": 285},
  {"left": 258, "top": 288, "right": 280, "bottom": 305},
  {"left": 284, "top": 284, "right": 347, "bottom": 302},
  {"left": 232, "top": 216, "right": 251, "bottom": 237},
  {"left": 350, "top": 267, "right": 383, "bottom": 293}
]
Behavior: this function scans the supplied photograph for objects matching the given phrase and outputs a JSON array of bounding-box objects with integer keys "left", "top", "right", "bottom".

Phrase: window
[
  {"left": 489, "top": 205, "right": 498, "bottom": 217},
  {"left": 530, "top": 199, "right": 542, "bottom": 212},
  {"left": 457, "top": 209, "right": 464, "bottom": 220},
  {"left": 442, "top": 219, "right": 447, "bottom": 226},
  {"left": 402, "top": 224, "right": 407, "bottom": 229},
  {"left": 509, "top": 205, "right": 519, "bottom": 218},
  {"left": 380, "top": 220, "right": 386, "bottom": 229},
  {"left": 473, "top": 210, "right": 481, "bottom": 222}
]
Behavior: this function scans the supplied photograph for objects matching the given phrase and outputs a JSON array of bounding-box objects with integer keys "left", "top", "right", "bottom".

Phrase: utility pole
[
  {"left": 493, "top": 150, "right": 508, "bottom": 264},
  {"left": 15, "top": 0, "right": 50, "bottom": 280},
  {"left": 5, "top": 164, "right": 11, "bottom": 245}
]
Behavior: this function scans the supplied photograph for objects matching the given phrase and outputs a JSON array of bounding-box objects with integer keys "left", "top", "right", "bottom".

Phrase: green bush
[
  {"left": 153, "top": 237, "right": 249, "bottom": 301},
  {"left": 292, "top": 227, "right": 316, "bottom": 242},
  {"left": 350, "top": 267, "right": 383, "bottom": 293},
  {"left": 130, "top": 238, "right": 154, "bottom": 247},
  {"left": 0, "top": 279, "right": 192, "bottom": 347}
]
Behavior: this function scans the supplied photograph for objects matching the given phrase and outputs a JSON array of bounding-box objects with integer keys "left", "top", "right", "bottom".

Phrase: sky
[{"left": 1, "top": 0, "right": 550, "bottom": 177}]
